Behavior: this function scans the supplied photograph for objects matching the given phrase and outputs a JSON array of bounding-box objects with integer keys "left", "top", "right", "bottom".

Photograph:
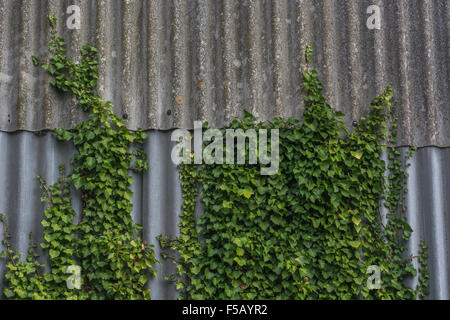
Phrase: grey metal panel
[
  {"left": 0, "top": 130, "right": 181, "bottom": 299},
  {"left": 0, "top": 0, "right": 449, "bottom": 147},
  {"left": 1, "top": 132, "right": 450, "bottom": 299},
  {"left": 405, "top": 147, "right": 450, "bottom": 300}
]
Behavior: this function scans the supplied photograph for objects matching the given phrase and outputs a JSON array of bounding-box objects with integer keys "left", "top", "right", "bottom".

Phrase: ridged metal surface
[
  {"left": 0, "top": 131, "right": 182, "bottom": 299},
  {"left": 404, "top": 146, "right": 450, "bottom": 299},
  {"left": 0, "top": 131, "right": 449, "bottom": 299},
  {"left": 0, "top": 0, "right": 448, "bottom": 146}
]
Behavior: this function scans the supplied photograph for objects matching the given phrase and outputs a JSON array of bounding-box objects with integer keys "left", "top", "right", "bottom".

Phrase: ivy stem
[
  {"left": 38, "top": 176, "right": 53, "bottom": 207},
  {"left": 1, "top": 216, "right": 16, "bottom": 267}
]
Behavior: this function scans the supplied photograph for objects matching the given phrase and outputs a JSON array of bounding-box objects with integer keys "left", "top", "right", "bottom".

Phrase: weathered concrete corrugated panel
[
  {"left": 0, "top": 131, "right": 449, "bottom": 299},
  {"left": 0, "top": 0, "right": 448, "bottom": 146}
]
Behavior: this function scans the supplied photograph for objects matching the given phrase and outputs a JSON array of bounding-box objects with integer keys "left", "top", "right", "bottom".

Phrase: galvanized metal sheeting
[
  {"left": 0, "top": 131, "right": 181, "bottom": 299},
  {"left": 0, "top": 0, "right": 449, "bottom": 146},
  {"left": 404, "top": 147, "right": 450, "bottom": 299},
  {"left": 0, "top": 131, "right": 449, "bottom": 299}
]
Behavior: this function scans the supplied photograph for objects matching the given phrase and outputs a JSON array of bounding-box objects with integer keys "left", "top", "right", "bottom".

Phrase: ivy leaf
[
  {"left": 243, "top": 110, "right": 256, "bottom": 122},
  {"left": 175, "top": 281, "right": 184, "bottom": 290},
  {"left": 348, "top": 241, "right": 361, "bottom": 249},
  {"left": 31, "top": 55, "right": 39, "bottom": 66},
  {"left": 234, "top": 257, "right": 246, "bottom": 267},
  {"left": 350, "top": 150, "right": 363, "bottom": 160},
  {"left": 239, "top": 189, "right": 254, "bottom": 199},
  {"left": 49, "top": 249, "right": 60, "bottom": 259},
  {"left": 303, "top": 71, "right": 311, "bottom": 81},
  {"left": 124, "top": 190, "right": 133, "bottom": 201},
  {"left": 352, "top": 216, "right": 361, "bottom": 226},
  {"left": 305, "top": 44, "right": 313, "bottom": 62},
  {"left": 222, "top": 200, "right": 233, "bottom": 208},
  {"left": 99, "top": 172, "right": 107, "bottom": 182}
]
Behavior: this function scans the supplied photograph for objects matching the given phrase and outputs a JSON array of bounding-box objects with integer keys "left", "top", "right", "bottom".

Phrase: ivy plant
[
  {"left": 1, "top": 16, "right": 157, "bottom": 300},
  {"left": 0, "top": 15, "right": 429, "bottom": 301},
  {"left": 159, "top": 49, "right": 429, "bottom": 299}
]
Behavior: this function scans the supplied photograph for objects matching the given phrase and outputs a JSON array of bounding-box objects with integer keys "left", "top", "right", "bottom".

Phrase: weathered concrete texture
[{"left": 0, "top": 0, "right": 449, "bottom": 146}]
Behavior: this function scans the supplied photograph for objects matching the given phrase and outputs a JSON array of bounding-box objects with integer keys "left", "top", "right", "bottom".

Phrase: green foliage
[
  {"left": 159, "top": 47, "right": 429, "bottom": 299},
  {"left": 416, "top": 240, "right": 430, "bottom": 299},
  {"left": 0, "top": 16, "right": 156, "bottom": 300},
  {"left": 305, "top": 44, "right": 313, "bottom": 63}
]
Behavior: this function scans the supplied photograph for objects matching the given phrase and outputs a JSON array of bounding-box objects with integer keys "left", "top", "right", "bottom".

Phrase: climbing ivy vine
[
  {"left": 0, "top": 15, "right": 429, "bottom": 300},
  {"left": 159, "top": 48, "right": 429, "bottom": 299},
  {"left": 0, "top": 16, "right": 157, "bottom": 299}
]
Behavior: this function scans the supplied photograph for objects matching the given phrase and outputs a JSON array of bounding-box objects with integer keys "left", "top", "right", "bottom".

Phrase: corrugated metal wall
[
  {"left": 0, "top": 131, "right": 181, "bottom": 299},
  {"left": 404, "top": 147, "right": 450, "bottom": 299},
  {"left": 0, "top": 0, "right": 449, "bottom": 300},
  {"left": 0, "top": 131, "right": 449, "bottom": 299},
  {"left": 0, "top": 0, "right": 449, "bottom": 146}
]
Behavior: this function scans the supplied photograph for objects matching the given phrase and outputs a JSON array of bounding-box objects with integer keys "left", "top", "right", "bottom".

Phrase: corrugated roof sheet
[
  {"left": 0, "top": 0, "right": 449, "bottom": 146},
  {"left": 0, "top": 131, "right": 449, "bottom": 299}
]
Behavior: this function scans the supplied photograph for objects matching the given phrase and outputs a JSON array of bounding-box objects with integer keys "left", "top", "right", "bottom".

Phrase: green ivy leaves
[
  {"left": 159, "top": 48, "right": 429, "bottom": 300},
  {"left": 0, "top": 16, "right": 156, "bottom": 300}
]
